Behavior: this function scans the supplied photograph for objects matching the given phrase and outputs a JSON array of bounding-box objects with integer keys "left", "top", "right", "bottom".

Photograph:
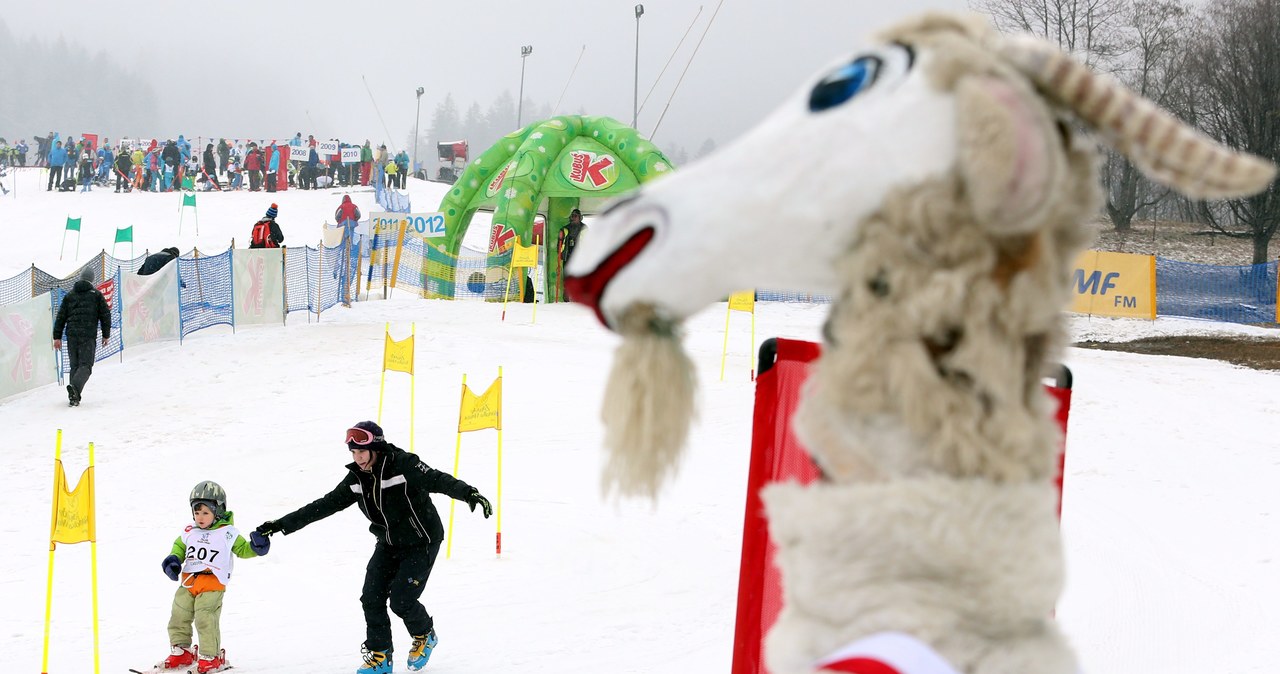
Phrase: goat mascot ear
[{"left": 954, "top": 75, "right": 1066, "bottom": 235}]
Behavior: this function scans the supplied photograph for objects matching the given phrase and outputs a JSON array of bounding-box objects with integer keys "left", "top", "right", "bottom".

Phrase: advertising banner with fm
[
  {"left": 1070, "top": 250, "right": 1156, "bottom": 319},
  {"left": 0, "top": 292, "right": 58, "bottom": 400},
  {"left": 121, "top": 263, "right": 181, "bottom": 347},
  {"left": 233, "top": 249, "right": 285, "bottom": 326}
]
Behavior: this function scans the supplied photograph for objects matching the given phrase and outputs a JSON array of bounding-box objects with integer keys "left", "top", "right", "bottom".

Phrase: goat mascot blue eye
[{"left": 809, "top": 57, "right": 882, "bottom": 112}]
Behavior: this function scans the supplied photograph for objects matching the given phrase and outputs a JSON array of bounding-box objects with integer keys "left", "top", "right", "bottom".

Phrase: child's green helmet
[{"left": 189, "top": 481, "right": 227, "bottom": 519}]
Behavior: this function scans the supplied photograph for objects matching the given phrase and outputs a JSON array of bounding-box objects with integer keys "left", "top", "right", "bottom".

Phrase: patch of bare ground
[{"left": 1075, "top": 332, "right": 1280, "bottom": 371}]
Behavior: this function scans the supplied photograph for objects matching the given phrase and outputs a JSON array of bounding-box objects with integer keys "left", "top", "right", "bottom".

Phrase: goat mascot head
[{"left": 564, "top": 12, "right": 1275, "bottom": 498}]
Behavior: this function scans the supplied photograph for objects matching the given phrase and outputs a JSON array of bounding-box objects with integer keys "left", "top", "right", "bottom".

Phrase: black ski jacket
[
  {"left": 276, "top": 444, "right": 475, "bottom": 547},
  {"left": 138, "top": 251, "right": 177, "bottom": 276},
  {"left": 53, "top": 280, "right": 110, "bottom": 342}
]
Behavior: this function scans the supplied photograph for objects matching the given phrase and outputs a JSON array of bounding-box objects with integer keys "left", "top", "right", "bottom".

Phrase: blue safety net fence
[
  {"left": 5, "top": 248, "right": 1277, "bottom": 376},
  {"left": 1156, "top": 259, "right": 1278, "bottom": 324}
]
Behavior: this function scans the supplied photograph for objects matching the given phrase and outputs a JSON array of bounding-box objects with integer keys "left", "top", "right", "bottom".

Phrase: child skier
[{"left": 155, "top": 481, "right": 270, "bottom": 673}]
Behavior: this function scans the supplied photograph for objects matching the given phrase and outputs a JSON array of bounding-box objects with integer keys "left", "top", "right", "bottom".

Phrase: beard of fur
[{"left": 600, "top": 304, "right": 698, "bottom": 499}]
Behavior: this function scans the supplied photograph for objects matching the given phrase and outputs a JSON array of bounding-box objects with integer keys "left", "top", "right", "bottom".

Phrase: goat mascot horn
[{"left": 998, "top": 35, "right": 1275, "bottom": 200}]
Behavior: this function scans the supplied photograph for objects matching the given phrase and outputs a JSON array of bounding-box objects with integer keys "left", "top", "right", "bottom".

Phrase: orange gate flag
[{"left": 50, "top": 458, "right": 96, "bottom": 547}]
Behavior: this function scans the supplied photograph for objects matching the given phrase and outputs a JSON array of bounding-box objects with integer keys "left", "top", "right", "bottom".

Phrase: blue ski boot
[
  {"left": 357, "top": 644, "right": 393, "bottom": 674},
  {"left": 407, "top": 629, "right": 438, "bottom": 671}
]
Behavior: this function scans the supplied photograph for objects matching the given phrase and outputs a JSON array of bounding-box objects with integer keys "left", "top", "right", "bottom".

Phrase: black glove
[
  {"left": 465, "top": 490, "right": 492, "bottom": 519},
  {"left": 256, "top": 520, "right": 281, "bottom": 537},
  {"left": 162, "top": 554, "right": 181, "bottom": 582},
  {"left": 249, "top": 531, "right": 271, "bottom": 556}
]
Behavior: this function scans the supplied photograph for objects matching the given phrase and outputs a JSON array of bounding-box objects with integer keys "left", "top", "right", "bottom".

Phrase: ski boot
[
  {"left": 162, "top": 645, "right": 197, "bottom": 670},
  {"left": 196, "top": 649, "right": 227, "bottom": 673},
  {"left": 66, "top": 384, "right": 80, "bottom": 407},
  {"left": 407, "top": 629, "right": 438, "bottom": 670},
  {"left": 357, "top": 644, "right": 393, "bottom": 674}
]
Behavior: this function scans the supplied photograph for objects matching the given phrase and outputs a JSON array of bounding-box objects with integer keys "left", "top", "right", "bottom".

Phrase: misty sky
[{"left": 9, "top": 0, "right": 971, "bottom": 153}]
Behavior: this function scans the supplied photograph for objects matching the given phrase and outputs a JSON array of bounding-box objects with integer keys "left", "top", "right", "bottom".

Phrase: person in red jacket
[
  {"left": 335, "top": 194, "right": 361, "bottom": 227},
  {"left": 244, "top": 144, "right": 264, "bottom": 192}
]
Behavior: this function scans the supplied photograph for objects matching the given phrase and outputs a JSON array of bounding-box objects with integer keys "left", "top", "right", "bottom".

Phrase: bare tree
[
  {"left": 1101, "top": 0, "right": 1191, "bottom": 231},
  {"left": 971, "top": 0, "right": 1130, "bottom": 68},
  {"left": 1184, "top": 0, "right": 1280, "bottom": 263}
]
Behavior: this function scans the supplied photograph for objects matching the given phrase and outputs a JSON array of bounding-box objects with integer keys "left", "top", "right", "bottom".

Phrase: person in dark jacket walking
[
  {"left": 52, "top": 268, "right": 111, "bottom": 406},
  {"left": 255, "top": 421, "right": 491, "bottom": 674}
]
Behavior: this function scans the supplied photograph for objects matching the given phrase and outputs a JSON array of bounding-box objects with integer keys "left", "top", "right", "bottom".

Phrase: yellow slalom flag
[
  {"left": 50, "top": 460, "right": 95, "bottom": 547},
  {"left": 43, "top": 431, "right": 103, "bottom": 674},
  {"left": 721, "top": 290, "right": 758, "bottom": 382},
  {"left": 383, "top": 333, "right": 415, "bottom": 375},
  {"left": 448, "top": 369, "right": 504, "bottom": 559},
  {"left": 458, "top": 377, "right": 502, "bottom": 432},
  {"left": 511, "top": 241, "right": 539, "bottom": 268}
]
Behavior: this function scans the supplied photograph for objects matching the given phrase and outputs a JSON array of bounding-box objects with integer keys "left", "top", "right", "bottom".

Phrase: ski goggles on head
[{"left": 345, "top": 427, "right": 384, "bottom": 447}]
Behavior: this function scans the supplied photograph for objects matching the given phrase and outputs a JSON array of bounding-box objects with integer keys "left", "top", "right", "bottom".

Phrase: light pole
[
  {"left": 414, "top": 86, "right": 424, "bottom": 179},
  {"left": 517, "top": 45, "right": 533, "bottom": 128},
  {"left": 633, "top": 4, "right": 644, "bottom": 130}
]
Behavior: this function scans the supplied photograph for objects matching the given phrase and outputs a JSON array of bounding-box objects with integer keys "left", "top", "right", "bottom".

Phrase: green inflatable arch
[{"left": 436, "top": 115, "right": 674, "bottom": 297}]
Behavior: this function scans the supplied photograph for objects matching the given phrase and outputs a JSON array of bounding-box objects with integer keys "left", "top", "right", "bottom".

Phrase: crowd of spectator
[{"left": 0, "top": 131, "right": 416, "bottom": 194}]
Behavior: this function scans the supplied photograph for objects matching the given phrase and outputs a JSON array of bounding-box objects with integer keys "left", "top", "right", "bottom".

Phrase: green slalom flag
[
  {"left": 181, "top": 193, "right": 196, "bottom": 208},
  {"left": 65, "top": 217, "right": 81, "bottom": 232},
  {"left": 114, "top": 226, "right": 133, "bottom": 243}
]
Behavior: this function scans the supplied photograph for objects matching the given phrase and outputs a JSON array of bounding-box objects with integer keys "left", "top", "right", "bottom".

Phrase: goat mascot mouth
[{"left": 565, "top": 11, "right": 1274, "bottom": 674}]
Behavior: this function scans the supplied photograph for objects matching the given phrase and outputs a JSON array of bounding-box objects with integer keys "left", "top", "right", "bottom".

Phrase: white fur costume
[{"left": 562, "top": 12, "right": 1276, "bottom": 674}]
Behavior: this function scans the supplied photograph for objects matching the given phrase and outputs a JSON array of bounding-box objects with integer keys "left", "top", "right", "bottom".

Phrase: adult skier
[
  {"left": 254, "top": 421, "right": 492, "bottom": 674},
  {"left": 52, "top": 268, "right": 111, "bottom": 406}
]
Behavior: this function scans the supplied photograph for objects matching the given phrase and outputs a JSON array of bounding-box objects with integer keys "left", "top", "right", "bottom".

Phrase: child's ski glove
[
  {"left": 249, "top": 531, "right": 271, "bottom": 556},
  {"left": 162, "top": 554, "right": 181, "bottom": 581}
]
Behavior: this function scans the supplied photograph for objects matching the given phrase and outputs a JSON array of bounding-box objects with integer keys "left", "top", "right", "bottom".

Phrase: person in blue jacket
[
  {"left": 266, "top": 142, "right": 280, "bottom": 193},
  {"left": 47, "top": 140, "right": 67, "bottom": 191}
]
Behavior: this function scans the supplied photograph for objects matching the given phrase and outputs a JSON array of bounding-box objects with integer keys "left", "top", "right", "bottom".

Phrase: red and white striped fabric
[{"left": 813, "top": 632, "right": 962, "bottom": 674}]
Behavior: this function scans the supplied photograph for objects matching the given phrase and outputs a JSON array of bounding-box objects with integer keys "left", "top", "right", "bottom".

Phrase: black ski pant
[
  {"left": 249, "top": 170, "right": 261, "bottom": 191},
  {"left": 66, "top": 336, "right": 98, "bottom": 396},
  {"left": 47, "top": 166, "right": 62, "bottom": 190},
  {"left": 361, "top": 539, "right": 441, "bottom": 652}
]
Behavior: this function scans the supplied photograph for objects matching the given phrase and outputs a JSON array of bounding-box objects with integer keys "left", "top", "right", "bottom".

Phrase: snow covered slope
[{"left": 1, "top": 170, "right": 1279, "bottom": 673}]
